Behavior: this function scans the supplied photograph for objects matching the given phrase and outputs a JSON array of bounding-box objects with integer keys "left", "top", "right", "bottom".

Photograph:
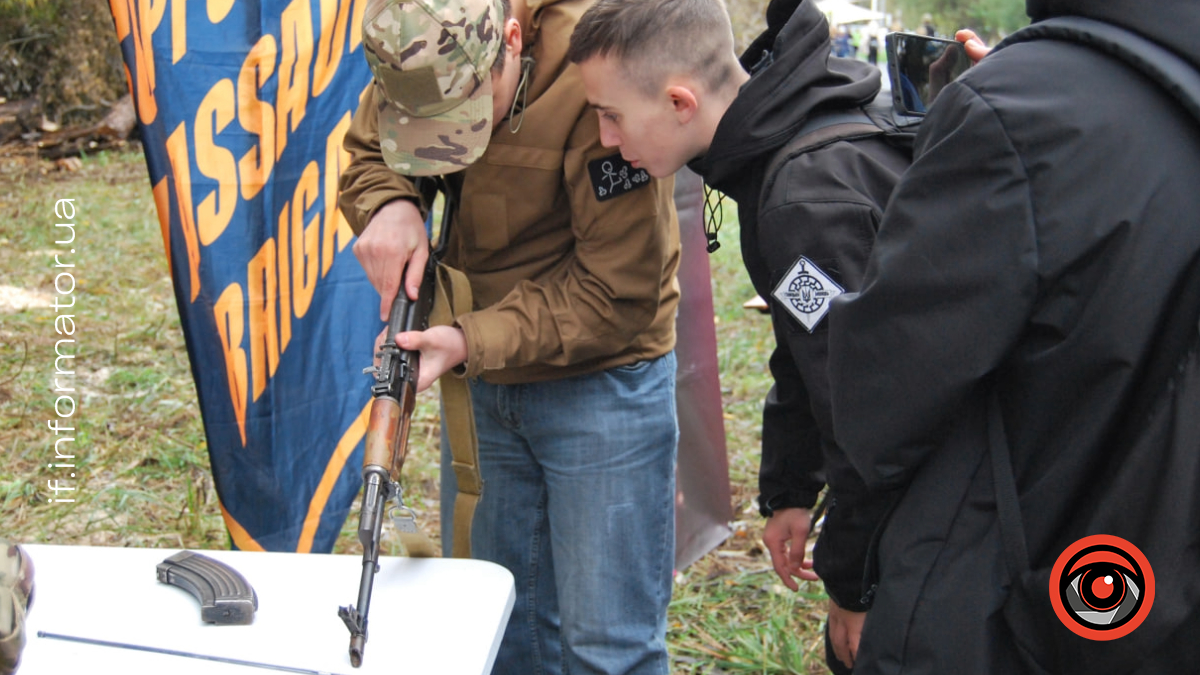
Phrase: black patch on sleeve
[{"left": 587, "top": 154, "right": 651, "bottom": 202}]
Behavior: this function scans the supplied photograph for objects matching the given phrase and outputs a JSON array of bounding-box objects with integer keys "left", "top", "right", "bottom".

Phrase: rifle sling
[
  {"left": 430, "top": 262, "right": 482, "bottom": 559},
  {"left": 396, "top": 526, "right": 438, "bottom": 559}
]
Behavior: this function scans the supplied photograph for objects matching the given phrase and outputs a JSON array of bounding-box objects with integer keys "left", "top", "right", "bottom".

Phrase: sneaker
[{"left": 0, "top": 543, "right": 34, "bottom": 675}]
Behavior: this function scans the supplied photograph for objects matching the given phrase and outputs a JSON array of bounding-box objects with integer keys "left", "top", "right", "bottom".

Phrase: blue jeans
[{"left": 440, "top": 352, "right": 678, "bottom": 675}]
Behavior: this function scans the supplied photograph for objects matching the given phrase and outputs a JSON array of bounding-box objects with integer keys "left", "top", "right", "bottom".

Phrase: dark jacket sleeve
[
  {"left": 751, "top": 142, "right": 907, "bottom": 609},
  {"left": 758, "top": 335, "right": 825, "bottom": 516},
  {"left": 752, "top": 196, "right": 877, "bottom": 520},
  {"left": 828, "top": 80, "right": 1039, "bottom": 493},
  {"left": 815, "top": 473, "right": 902, "bottom": 610}
]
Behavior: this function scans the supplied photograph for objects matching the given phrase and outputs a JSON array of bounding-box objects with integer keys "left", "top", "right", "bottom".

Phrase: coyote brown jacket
[{"left": 338, "top": 0, "right": 680, "bottom": 384}]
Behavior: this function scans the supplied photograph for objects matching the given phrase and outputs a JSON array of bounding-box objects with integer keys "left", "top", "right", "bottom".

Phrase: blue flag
[{"left": 108, "top": 0, "right": 380, "bottom": 552}]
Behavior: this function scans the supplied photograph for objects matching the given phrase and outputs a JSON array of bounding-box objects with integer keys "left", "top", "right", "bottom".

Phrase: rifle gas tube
[
  {"left": 338, "top": 256, "right": 437, "bottom": 668},
  {"left": 156, "top": 550, "right": 258, "bottom": 625}
]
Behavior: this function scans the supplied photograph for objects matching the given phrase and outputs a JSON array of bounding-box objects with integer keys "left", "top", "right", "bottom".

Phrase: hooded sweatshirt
[
  {"left": 691, "top": 0, "right": 911, "bottom": 611},
  {"left": 692, "top": 0, "right": 878, "bottom": 207}
]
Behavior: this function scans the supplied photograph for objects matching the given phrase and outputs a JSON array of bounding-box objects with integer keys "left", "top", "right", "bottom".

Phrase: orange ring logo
[{"left": 1049, "top": 534, "right": 1154, "bottom": 640}]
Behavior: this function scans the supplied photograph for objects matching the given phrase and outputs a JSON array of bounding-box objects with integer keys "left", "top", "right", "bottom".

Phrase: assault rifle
[{"left": 338, "top": 253, "right": 437, "bottom": 668}]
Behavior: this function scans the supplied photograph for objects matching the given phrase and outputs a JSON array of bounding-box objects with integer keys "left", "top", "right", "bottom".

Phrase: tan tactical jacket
[{"left": 339, "top": 0, "right": 680, "bottom": 384}]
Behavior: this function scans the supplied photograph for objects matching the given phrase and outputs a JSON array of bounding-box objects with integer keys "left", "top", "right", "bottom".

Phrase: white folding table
[{"left": 17, "top": 544, "right": 514, "bottom": 675}]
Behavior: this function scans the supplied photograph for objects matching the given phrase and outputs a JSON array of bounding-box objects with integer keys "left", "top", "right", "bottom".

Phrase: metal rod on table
[{"left": 37, "top": 631, "right": 348, "bottom": 675}]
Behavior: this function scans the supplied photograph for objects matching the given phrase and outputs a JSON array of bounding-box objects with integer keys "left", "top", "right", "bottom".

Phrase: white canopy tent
[{"left": 817, "top": 0, "right": 886, "bottom": 25}]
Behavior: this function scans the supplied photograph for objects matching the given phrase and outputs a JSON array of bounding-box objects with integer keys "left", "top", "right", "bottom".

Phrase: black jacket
[
  {"left": 690, "top": 0, "right": 909, "bottom": 610},
  {"left": 829, "top": 0, "right": 1200, "bottom": 672}
]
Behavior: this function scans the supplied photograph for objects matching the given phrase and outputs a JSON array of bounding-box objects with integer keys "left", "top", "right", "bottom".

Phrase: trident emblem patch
[{"left": 771, "top": 256, "right": 844, "bottom": 332}]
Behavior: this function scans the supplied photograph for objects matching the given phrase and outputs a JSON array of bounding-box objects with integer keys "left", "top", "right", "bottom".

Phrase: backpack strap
[
  {"left": 761, "top": 108, "right": 883, "bottom": 204},
  {"left": 777, "top": 109, "right": 882, "bottom": 159},
  {"left": 997, "top": 17, "right": 1200, "bottom": 125},
  {"left": 761, "top": 81, "right": 921, "bottom": 199}
]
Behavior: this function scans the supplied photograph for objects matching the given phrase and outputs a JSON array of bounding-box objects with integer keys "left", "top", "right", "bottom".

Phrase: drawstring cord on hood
[
  {"left": 703, "top": 184, "right": 725, "bottom": 253},
  {"left": 508, "top": 56, "right": 535, "bottom": 134}
]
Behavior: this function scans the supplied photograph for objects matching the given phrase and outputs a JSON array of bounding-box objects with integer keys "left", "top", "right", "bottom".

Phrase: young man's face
[{"left": 579, "top": 54, "right": 694, "bottom": 178}]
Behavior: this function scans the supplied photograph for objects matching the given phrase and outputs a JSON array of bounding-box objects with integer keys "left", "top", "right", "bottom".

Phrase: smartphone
[{"left": 885, "top": 32, "right": 971, "bottom": 116}]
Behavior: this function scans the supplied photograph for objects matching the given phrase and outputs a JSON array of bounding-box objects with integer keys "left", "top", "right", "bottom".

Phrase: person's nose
[{"left": 597, "top": 116, "right": 621, "bottom": 149}]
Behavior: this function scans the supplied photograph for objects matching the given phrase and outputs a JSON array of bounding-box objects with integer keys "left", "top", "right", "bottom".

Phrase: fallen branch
[{"left": 1, "top": 94, "right": 138, "bottom": 160}]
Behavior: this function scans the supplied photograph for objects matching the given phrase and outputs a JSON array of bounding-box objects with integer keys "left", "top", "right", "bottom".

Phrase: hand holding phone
[{"left": 955, "top": 29, "right": 992, "bottom": 63}]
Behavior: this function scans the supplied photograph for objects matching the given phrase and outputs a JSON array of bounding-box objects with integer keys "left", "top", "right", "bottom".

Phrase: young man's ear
[
  {"left": 665, "top": 85, "right": 699, "bottom": 124},
  {"left": 504, "top": 17, "right": 522, "bottom": 54}
]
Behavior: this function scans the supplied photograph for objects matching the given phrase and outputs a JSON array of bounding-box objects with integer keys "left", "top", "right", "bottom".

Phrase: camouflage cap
[
  {"left": 363, "top": 0, "right": 506, "bottom": 176},
  {"left": 0, "top": 542, "right": 33, "bottom": 675}
]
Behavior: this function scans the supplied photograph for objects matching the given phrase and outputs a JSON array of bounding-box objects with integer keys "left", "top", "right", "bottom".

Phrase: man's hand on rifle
[
  {"left": 397, "top": 327, "right": 466, "bottom": 391},
  {"left": 353, "top": 199, "right": 430, "bottom": 321},
  {"left": 373, "top": 326, "right": 467, "bottom": 392}
]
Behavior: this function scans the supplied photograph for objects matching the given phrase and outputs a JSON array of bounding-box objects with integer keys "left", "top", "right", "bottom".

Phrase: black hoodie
[
  {"left": 690, "top": 0, "right": 879, "bottom": 203},
  {"left": 829, "top": 1, "right": 1200, "bottom": 672},
  {"left": 689, "top": 0, "right": 911, "bottom": 612}
]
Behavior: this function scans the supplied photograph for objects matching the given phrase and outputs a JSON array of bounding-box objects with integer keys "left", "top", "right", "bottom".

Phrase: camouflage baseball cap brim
[
  {"left": 363, "top": 0, "right": 505, "bottom": 176},
  {"left": 376, "top": 75, "right": 494, "bottom": 176}
]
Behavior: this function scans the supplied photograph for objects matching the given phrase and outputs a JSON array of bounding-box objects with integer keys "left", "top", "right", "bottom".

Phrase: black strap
[
  {"left": 760, "top": 109, "right": 883, "bottom": 207},
  {"left": 788, "top": 120, "right": 883, "bottom": 155},
  {"left": 777, "top": 108, "right": 881, "bottom": 158}
]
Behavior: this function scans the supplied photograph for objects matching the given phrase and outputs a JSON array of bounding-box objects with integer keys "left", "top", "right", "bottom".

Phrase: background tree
[
  {"left": 894, "top": 0, "right": 1027, "bottom": 42},
  {"left": 1, "top": 0, "right": 126, "bottom": 125}
]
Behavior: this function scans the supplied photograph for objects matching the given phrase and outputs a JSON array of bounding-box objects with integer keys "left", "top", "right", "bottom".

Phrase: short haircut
[{"left": 567, "top": 0, "right": 738, "bottom": 98}]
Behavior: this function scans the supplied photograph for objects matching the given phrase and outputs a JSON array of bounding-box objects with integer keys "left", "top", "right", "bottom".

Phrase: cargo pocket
[
  {"left": 462, "top": 193, "right": 509, "bottom": 250},
  {"left": 461, "top": 143, "right": 564, "bottom": 251}
]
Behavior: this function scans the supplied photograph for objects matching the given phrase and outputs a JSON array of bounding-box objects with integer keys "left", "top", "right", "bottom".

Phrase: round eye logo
[{"left": 1049, "top": 534, "right": 1154, "bottom": 640}]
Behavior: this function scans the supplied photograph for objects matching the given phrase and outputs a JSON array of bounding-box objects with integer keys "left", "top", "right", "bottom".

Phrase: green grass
[
  {"left": 0, "top": 149, "right": 226, "bottom": 548},
  {"left": 0, "top": 141, "right": 832, "bottom": 672},
  {"left": 668, "top": 187, "right": 831, "bottom": 675}
]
